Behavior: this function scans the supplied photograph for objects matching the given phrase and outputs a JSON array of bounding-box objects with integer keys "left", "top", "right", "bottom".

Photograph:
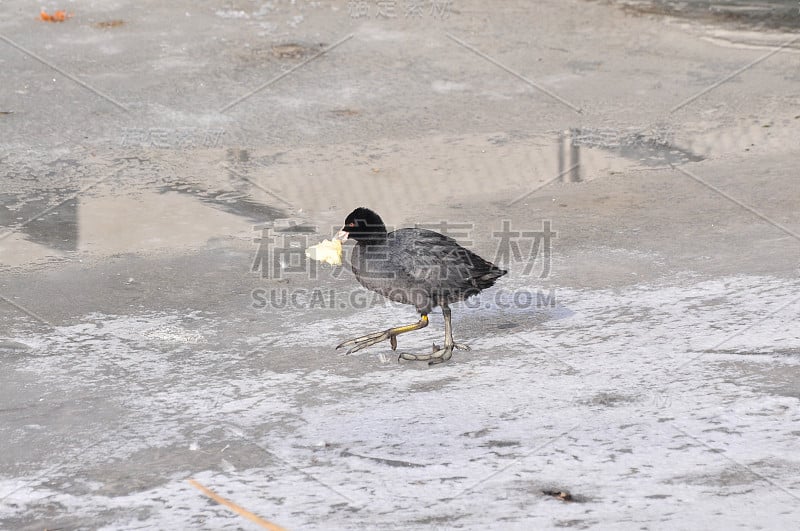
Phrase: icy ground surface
[{"left": 2, "top": 274, "right": 799, "bottom": 530}]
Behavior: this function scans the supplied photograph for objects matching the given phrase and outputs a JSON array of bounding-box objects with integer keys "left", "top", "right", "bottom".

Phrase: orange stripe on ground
[{"left": 187, "top": 478, "right": 288, "bottom": 531}]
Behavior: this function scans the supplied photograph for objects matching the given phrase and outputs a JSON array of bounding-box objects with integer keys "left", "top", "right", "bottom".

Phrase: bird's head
[{"left": 336, "top": 207, "right": 387, "bottom": 243}]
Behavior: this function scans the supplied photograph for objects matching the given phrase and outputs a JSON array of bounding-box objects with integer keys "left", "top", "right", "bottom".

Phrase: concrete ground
[{"left": 1, "top": 0, "right": 799, "bottom": 529}]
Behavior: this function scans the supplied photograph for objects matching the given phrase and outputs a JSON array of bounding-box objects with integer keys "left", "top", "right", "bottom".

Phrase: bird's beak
[{"left": 335, "top": 229, "right": 349, "bottom": 242}]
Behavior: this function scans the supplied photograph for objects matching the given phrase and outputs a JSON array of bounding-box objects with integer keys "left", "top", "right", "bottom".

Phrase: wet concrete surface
[{"left": 2, "top": 0, "right": 800, "bottom": 529}]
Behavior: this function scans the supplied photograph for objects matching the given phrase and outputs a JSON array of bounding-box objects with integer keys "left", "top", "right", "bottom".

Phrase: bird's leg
[
  {"left": 336, "top": 314, "right": 428, "bottom": 355},
  {"left": 401, "top": 304, "right": 470, "bottom": 365}
]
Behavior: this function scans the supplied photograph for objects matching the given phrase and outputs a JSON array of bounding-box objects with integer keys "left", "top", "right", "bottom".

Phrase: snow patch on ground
[{"left": 2, "top": 275, "right": 799, "bottom": 529}]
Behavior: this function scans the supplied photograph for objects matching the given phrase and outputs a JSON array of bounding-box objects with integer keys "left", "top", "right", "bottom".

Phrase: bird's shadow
[{"left": 433, "top": 288, "right": 574, "bottom": 342}]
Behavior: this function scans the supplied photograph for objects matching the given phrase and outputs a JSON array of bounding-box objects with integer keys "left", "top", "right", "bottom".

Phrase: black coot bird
[{"left": 335, "top": 207, "right": 506, "bottom": 364}]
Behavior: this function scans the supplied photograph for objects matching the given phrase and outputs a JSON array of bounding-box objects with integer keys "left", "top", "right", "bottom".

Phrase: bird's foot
[
  {"left": 336, "top": 329, "right": 397, "bottom": 355},
  {"left": 431, "top": 342, "right": 470, "bottom": 353},
  {"left": 400, "top": 343, "right": 466, "bottom": 366}
]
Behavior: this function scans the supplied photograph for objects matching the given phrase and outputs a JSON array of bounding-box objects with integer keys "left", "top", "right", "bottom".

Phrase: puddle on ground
[
  {"left": 0, "top": 192, "right": 79, "bottom": 252},
  {"left": 614, "top": 0, "right": 800, "bottom": 31},
  {"left": 159, "top": 182, "right": 284, "bottom": 223},
  {"left": 2, "top": 117, "right": 791, "bottom": 267},
  {"left": 546, "top": 127, "right": 704, "bottom": 183},
  {"left": 0, "top": 186, "right": 285, "bottom": 268},
  {"left": 237, "top": 128, "right": 702, "bottom": 220},
  {"left": 0, "top": 127, "right": 703, "bottom": 268},
  {"left": 567, "top": 128, "right": 704, "bottom": 169}
]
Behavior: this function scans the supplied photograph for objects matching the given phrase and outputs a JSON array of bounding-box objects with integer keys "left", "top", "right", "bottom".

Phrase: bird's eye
[{"left": 347, "top": 222, "right": 355, "bottom": 227}]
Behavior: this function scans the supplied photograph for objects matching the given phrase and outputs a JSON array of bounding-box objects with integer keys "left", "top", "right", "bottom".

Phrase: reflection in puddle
[
  {"left": 574, "top": 128, "right": 704, "bottom": 165},
  {"left": 0, "top": 117, "right": 786, "bottom": 267},
  {"left": 0, "top": 187, "right": 285, "bottom": 267},
  {"left": 220, "top": 130, "right": 706, "bottom": 220},
  {"left": 0, "top": 192, "right": 79, "bottom": 252},
  {"left": 159, "top": 182, "right": 285, "bottom": 223},
  {"left": 614, "top": 0, "right": 800, "bottom": 31},
  {"left": 558, "top": 128, "right": 704, "bottom": 182}
]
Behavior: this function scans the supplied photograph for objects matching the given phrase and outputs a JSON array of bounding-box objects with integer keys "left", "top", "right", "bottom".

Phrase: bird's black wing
[{"left": 388, "top": 229, "right": 502, "bottom": 293}]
